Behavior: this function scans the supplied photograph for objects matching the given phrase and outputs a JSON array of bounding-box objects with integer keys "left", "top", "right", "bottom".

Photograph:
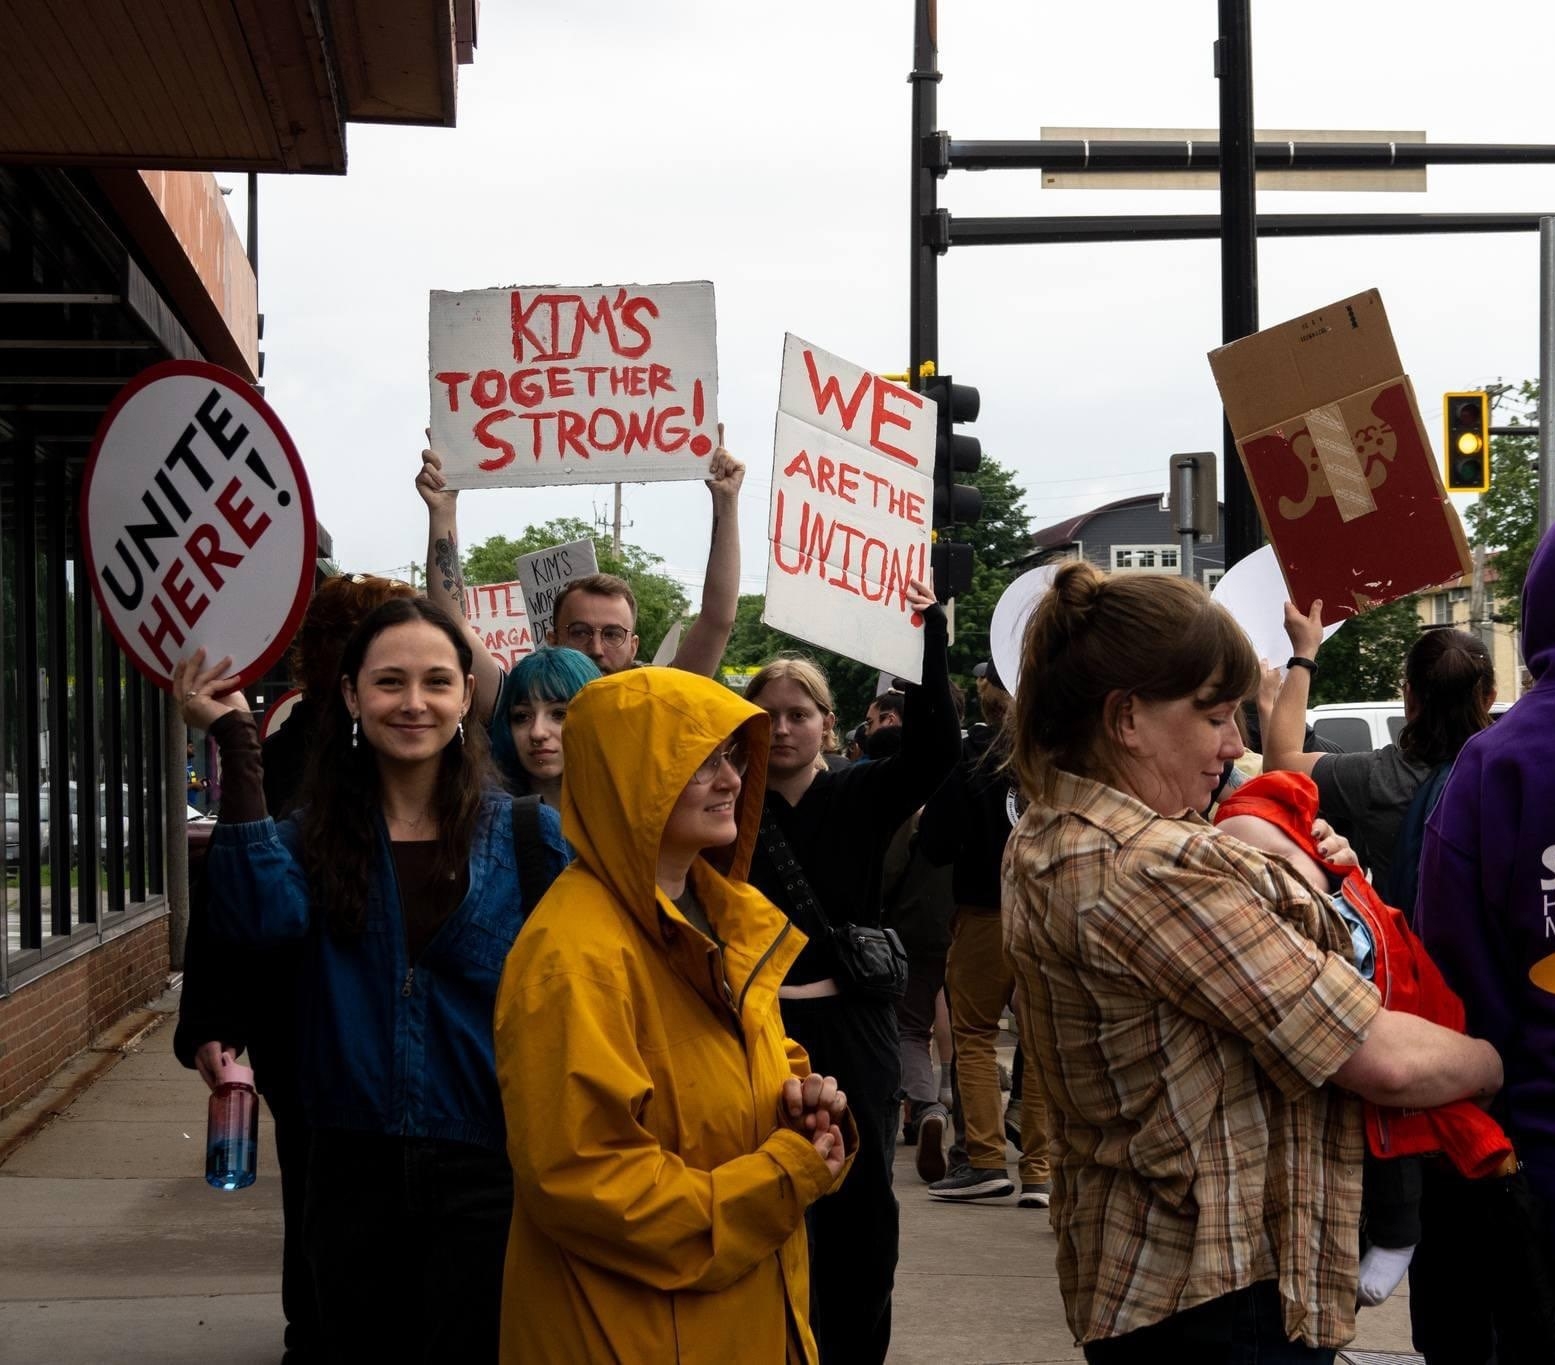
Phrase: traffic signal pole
[
  {"left": 909, "top": 0, "right": 940, "bottom": 394},
  {"left": 1216, "top": 0, "right": 1260, "bottom": 568}
]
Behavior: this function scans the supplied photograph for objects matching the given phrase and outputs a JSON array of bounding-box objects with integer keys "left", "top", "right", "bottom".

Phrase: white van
[{"left": 1306, "top": 700, "right": 1512, "bottom": 753}]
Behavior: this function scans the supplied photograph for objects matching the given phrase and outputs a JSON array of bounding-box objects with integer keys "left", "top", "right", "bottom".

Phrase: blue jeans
[{"left": 1082, "top": 1281, "right": 1337, "bottom": 1364}]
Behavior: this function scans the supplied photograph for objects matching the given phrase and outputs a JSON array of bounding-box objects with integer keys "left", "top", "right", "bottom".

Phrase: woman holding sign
[
  {"left": 744, "top": 578, "right": 960, "bottom": 1365},
  {"left": 178, "top": 597, "right": 570, "bottom": 1362}
]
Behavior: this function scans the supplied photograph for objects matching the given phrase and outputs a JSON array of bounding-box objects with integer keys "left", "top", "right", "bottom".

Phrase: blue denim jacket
[{"left": 207, "top": 791, "right": 568, "bottom": 1152}]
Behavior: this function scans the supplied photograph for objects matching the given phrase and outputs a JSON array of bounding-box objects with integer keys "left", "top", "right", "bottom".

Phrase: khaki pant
[{"left": 945, "top": 907, "right": 1049, "bottom": 1184}]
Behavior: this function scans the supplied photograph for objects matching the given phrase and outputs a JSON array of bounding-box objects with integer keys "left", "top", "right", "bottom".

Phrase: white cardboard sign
[
  {"left": 512, "top": 538, "right": 600, "bottom": 646},
  {"left": 762, "top": 335, "right": 935, "bottom": 683},
  {"left": 81, "top": 361, "right": 316, "bottom": 692},
  {"left": 1211, "top": 543, "right": 1344, "bottom": 670},
  {"left": 464, "top": 580, "right": 536, "bottom": 668},
  {"left": 428, "top": 281, "right": 719, "bottom": 488}
]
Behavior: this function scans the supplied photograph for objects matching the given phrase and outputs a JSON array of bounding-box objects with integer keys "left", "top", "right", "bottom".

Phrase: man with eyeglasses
[{"left": 416, "top": 427, "right": 746, "bottom": 720}]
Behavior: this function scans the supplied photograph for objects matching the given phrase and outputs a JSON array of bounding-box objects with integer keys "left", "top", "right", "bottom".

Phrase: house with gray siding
[{"left": 1013, "top": 493, "right": 1227, "bottom": 590}]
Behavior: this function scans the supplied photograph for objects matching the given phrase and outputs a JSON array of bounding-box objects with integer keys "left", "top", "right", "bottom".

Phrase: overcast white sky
[{"left": 235, "top": 0, "right": 1555, "bottom": 598}]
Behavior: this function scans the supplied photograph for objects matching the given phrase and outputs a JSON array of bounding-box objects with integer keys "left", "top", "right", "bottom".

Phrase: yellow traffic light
[{"left": 1443, "top": 392, "right": 1490, "bottom": 493}]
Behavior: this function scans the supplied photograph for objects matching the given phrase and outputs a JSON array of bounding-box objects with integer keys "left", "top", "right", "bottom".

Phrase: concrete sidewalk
[{"left": 0, "top": 988, "right": 1419, "bottom": 1363}]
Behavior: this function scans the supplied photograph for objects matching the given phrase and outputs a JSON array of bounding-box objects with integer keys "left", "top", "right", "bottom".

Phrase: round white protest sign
[
  {"left": 81, "top": 361, "right": 316, "bottom": 692},
  {"left": 989, "top": 565, "right": 1059, "bottom": 699},
  {"left": 1211, "top": 543, "right": 1343, "bottom": 667}
]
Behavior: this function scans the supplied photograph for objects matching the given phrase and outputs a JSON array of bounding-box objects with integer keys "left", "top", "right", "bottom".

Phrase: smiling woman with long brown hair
[{"left": 178, "top": 596, "right": 569, "bottom": 1362}]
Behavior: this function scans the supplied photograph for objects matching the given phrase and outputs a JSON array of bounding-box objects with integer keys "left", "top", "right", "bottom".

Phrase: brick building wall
[{"left": 0, "top": 913, "right": 170, "bottom": 1116}]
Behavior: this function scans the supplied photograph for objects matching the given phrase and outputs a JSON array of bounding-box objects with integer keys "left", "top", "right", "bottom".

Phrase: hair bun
[{"left": 1047, "top": 561, "right": 1105, "bottom": 637}]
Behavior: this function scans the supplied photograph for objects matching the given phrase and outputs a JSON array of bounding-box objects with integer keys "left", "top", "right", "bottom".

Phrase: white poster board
[
  {"left": 464, "top": 581, "right": 536, "bottom": 667},
  {"left": 762, "top": 335, "right": 935, "bottom": 683},
  {"left": 428, "top": 282, "right": 719, "bottom": 488},
  {"left": 513, "top": 538, "right": 600, "bottom": 646},
  {"left": 81, "top": 361, "right": 316, "bottom": 691},
  {"left": 1211, "top": 543, "right": 1344, "bottom": 669}
]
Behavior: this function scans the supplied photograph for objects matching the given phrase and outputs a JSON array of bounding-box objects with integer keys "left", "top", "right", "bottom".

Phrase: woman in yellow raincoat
[{"left": 494, "top": 667, "right": 853, "bottom": 1364}]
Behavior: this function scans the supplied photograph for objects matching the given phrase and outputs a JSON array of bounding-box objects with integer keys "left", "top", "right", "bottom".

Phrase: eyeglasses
[
  {"left": 690, "top": 740, "right": 750, "bottom": 785},
  {"left": 564, "top": 622, "right": 631, "bottom": 648}
]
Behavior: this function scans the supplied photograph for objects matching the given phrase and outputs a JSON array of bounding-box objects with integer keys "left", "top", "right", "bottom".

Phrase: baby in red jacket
[{"left": 1215, "top": 771, "right": 1514, "bottom": 1308}]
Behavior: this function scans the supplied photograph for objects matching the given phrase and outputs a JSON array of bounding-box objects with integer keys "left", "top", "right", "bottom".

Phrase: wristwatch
[{"left": 1286, "top": 655, "right": 1319, "bottom": 677}]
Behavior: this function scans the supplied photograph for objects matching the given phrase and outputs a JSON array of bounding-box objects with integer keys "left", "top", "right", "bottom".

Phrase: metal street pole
[
  {"left": 1174, "top": 457, "right": 1197, "bottom": 581},
  {"left": 1218, "top": 0, "right": 1259, "bottom": 570},
  {"left": 1541, "top": 217, "right": 1555, "bottom": 539},
  {"left": 909, "top": 0, "right": 940, "bottom": 392}
]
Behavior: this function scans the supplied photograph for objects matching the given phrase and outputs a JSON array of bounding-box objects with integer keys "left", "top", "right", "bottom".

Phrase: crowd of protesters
[{"left": 171, "top": 423, "right": 1555, "bottom": 1364}]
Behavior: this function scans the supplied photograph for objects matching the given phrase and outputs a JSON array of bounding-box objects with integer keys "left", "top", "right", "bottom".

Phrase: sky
[{"left": 229, "top": 0, "right": 1555, "bottom": 601}]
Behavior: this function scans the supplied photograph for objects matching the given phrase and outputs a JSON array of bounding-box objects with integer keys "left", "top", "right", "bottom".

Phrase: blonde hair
[
  {"left": 1013, "top": 561, "right": 1258, "bottom": 802},
  {"left": 745, "top": 655, "right": 836, "bottom": 716}
]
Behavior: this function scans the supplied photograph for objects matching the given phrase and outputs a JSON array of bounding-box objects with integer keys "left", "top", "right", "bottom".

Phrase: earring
[
  {"left": 351, "top": 718, "right": 359, "bottom": 749},
  {"left": 457, "top": 721, "right": 465, "bottom": 744}
]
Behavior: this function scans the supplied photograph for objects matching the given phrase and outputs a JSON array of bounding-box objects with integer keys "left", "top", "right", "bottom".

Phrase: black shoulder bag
[
  {"left": 760, "top": 811, "right": 908, "bottom": 1004},
  {"left": 510, "top": 794, "right": 550, "bottom": 913}
]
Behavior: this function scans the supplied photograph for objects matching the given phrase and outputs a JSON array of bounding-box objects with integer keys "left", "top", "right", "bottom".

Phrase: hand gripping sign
[
  {"left": 81, "top": 361, "right": 316, "bottom": 692},
  {"left": 762, "top": 335, "right": 935, "bottom": 684},
  {"left": 428, "top": 281, "right": 719, "bottom": 488}
]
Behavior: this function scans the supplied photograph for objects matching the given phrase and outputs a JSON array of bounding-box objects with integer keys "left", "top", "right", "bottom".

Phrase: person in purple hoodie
[{"left": 1415, "top": 523, "right": 1555, "bottom": 1362}]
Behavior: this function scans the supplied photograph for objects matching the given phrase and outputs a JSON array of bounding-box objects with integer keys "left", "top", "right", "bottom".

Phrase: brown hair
[
  {"left": 552, "top": 573, "right": 638, "bottom": 630},
  {"left": 1012, "top": 561, "right": 1258, "bottom": 800},
  {"left": 302, "top": 597, "right": 492, "bottom": 939},
  {"left": 289, "top": 574, "right": 417, "bottom": 701},
  {"left": 1398, "top": 627, "right": 1495, "bottom": 765}
]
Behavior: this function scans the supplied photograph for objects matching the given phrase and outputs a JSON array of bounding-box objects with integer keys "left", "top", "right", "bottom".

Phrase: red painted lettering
[
  {"left": 214, "top": 477, "right": 270, "bottom": 549},
  {"left": 783, "top": 450, "right": 817, "bottom": 486},
  {"left": 475, "top": 410, "right": 518, "bottom": 469},
  {"left": 648, "top": 364, "right": 674, "bottom": 396},
  {"left": 869, "top": 378, "right": 923, "bottom": 467},
  {"left": 471, "top": 370, "right": 506, "bottom": 409},
  {"left": 136, "top": 594, "right": 185, "bottom": 672},
  {"left": 654, "top": 407, "right": 689, "bottom": 451},
  {"left": 803, "top": 350, "right": 871, "bottom": 430},
  {"left": 617, "top": 294, "right": 657, "bottom": 357},
  {"left": 555, "top": 411, "right": 589, "bottom": 459},
  {"left": 575, "top": 365, "right": 607, "bottom": 395},
  {"left": 510, "top": 370, "right": 544, "bottom": 407},
  {"left": 161, "top": 558, "right": 209, "bottom": 628},
  {"left": 185, "top": 523, "right": 244, "bottom": 591},
  {"left": 546, "top": 367, "right": 574, "bottom": 399},
  {"left": 434, "top": 372, "right": 470, "bottom": 412},
  {"left": 816, "top": 457, "right": 837, "bottom": 496},
  {"left": 588, "top": 408, "right": 626, "bottom": 451}
]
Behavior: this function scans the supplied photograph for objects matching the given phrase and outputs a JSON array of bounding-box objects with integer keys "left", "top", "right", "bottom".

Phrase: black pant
[
  {"left": 305, "top": 1130, "right": 512, "bottom": 1364},
  {"left": 1082, "top": 1281, "right": 1335, "bottom": 1364},
  {"left": 262, "top": 1085, "right": 320, "bottom": 1359},
  {"left": 782, "top": 993, "right": 901, "bottom": 1365}
]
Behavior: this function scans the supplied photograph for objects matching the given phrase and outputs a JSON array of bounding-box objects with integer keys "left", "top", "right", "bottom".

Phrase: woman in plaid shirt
[{"left": 1001, "top": 561, "right": 1503, "bottom": 1363}]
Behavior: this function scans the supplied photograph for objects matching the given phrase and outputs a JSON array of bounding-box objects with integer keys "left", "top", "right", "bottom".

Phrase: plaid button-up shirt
[{"left": 1002, "top": 770, "right": 1380, "bottom": 1347}]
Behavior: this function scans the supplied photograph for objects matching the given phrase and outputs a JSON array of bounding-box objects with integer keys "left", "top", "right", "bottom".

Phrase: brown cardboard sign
[{"left": 1208, "top": 290, "right": 1471, "bottom": 624}]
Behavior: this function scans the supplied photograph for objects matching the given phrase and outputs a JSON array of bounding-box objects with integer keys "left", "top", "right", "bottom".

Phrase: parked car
[
  {"left": 4, "top": 792, "right": 18, "bottom": 863},
  {"left": 1307, "top": 699, "right": 1512, "bottom": 753}
]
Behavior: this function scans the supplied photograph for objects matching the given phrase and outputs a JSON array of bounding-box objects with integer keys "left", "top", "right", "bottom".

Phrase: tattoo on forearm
[
  {"left": 434, "top": 535, "right": 466, "bottom": 616},
  {"left": 710, "top": 509, "right": 721, "bottom": 546}
]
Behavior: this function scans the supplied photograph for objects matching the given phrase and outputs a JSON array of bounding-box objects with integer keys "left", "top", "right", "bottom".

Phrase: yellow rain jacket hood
[{"left": 494, "top": 668, "right": 846, "bottom": 1364}]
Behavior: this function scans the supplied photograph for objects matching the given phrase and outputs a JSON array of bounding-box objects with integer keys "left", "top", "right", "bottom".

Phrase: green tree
[
  {"left": 1465, "top": 380, "right": 1540, "bottom": 627},
  {"left": 1308, "top": 596, "right": 1422, "bottom": 704},
  {"left": 461, "top": 517, "right": 689, "bottom": 662}
]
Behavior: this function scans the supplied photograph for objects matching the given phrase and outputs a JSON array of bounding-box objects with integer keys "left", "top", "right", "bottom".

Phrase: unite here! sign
[
  {"left": 428, "top": 282, "right": 720, "bottom": 489},
  {"left": 763, "top": 335, "right": 934, "bottom": 684},
  {"left": 81, "top": 361, "right": 316, "bottom": 692}
]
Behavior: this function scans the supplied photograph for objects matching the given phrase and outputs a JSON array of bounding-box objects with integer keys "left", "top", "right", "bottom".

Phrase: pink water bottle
[{"left": 205, "top": 1061, "right": 259, "bottom": 1190}]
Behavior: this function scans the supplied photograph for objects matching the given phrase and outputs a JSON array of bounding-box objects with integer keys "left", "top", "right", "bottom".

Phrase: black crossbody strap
[
  {"left": 510, "top": 794, "right": 548, "bottom": 911},
  {"left": 759, "top": 810, "right": 834, "bottom": 936}
]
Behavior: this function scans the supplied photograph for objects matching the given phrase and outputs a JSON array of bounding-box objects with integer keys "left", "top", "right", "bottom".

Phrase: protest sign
[
  {"left": 81, "top": 360, "right": 315, "bottom": 692},
  {"left": 513, "top": 538, "right": 599, "bottom": 646},
  {"left": 1211, "top": 544, "right": 1344, "bottom": 668},
  {"left": 428, "top": 282, "right": 719, "bottom": 488},
  {"left": 464, "top": 580, "right": 536, "bottom": 667},
  {"left": 1209, "top": 289, "right": 1472, "bottom": 623},
  {"left": 762, "top": 335, "right": 935, "bottom": 683}
]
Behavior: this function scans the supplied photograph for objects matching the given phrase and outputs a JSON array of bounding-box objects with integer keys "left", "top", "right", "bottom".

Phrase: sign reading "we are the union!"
[{"left": 762, "top": 335, "right": 935, "bottom": 685}]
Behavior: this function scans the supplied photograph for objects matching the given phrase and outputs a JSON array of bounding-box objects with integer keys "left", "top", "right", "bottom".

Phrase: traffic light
[
  {"left": 925, "top": 375, "right": 981, "bottom": 599},
  {"left": 1443, "top": 391, "right": 1490, "bottom": 493}
]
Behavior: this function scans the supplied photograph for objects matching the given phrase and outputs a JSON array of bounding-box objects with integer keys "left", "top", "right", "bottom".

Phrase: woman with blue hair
[{"left": 488, "top": 647, "right": 602, "bottom": 805}]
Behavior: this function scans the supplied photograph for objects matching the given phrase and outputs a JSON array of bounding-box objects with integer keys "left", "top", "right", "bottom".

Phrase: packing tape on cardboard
[{"left": 1304, "top": 402, "right": 1377, "bottom": 523}]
